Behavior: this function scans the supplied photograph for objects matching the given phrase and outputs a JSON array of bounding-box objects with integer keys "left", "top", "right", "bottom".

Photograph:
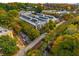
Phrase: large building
[
  {"left": 19, "top": 11, "right": 58, "bottom": 29},
  {"left": 0, "top": 27, "right": 13, "bottom": 38}
]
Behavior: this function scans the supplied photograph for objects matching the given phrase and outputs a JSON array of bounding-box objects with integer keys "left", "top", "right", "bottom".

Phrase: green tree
[
  {"left": 0, "top": 36, "right": 18, "bottom": 55},
  {"left": 48, "top": 20, "right": 56, "bottom": 30},
  {"left": 0, "top": 10, "right": 21, "bottom": 34},
  {"left": 8, "top": 10, "right": 18, "bottom": 17},
  {"left": 0, "top": 14, "right": 11, "bottom": 29},
  {"left": 35, "top": 5, "right": 43, "bottom": 13},
  {"left": 19, "top": 21, "right": 40, "bottom": 40},
  {"left": 40, "top": 20, "right": 56, "bottom": 33}
]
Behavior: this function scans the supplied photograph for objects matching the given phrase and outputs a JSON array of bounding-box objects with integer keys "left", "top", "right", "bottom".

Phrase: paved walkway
[{"left": 15, "top": 33, "right": 47, "bottom": 56}]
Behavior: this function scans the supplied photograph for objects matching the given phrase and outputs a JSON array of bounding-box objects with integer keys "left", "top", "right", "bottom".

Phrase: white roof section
[
  {"left": 19, "top": 11, "right": 58, "bottom": 27},
  {"left": 0, "top": 27, "right": 12, "bottom": 36}
]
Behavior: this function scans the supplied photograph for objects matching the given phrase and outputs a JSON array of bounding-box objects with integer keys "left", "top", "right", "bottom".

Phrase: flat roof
[{"left": 20, "top": 11, "right": 57, "bottom": 25}]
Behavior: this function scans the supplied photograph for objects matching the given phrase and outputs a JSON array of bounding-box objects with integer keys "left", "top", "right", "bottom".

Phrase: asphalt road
[{"left": 15, "top": 33, "right": 47, "bottom": 56}]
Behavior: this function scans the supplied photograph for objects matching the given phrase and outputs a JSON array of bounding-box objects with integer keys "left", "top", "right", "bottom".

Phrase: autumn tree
[
  {"left": 26, "top": 49, "right": 43, "bottom": 56},
  {"left": 61, "top": 13, "right": 74, "bottom": 21},
  {"left": 51, "top": 34, "right": 79, "bottom": 56}
]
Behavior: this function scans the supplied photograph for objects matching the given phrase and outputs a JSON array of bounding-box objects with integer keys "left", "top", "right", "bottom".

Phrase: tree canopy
[
  {"left": 0, "top": 36, "right": 18, "bottom": 55},
  {"left": 51, "top": 34, "right": 79, "bottom": 56}
]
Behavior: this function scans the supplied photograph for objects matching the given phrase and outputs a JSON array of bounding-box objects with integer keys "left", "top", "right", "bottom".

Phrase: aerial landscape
[{"left": 0, "top": 2, "right": 79, "bottom": 56}]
